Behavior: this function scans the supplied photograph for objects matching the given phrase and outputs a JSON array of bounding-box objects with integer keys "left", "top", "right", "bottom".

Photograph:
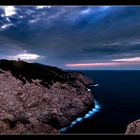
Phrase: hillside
[{"left": 0, "top": 59, "right": 94, "bottom": 134}]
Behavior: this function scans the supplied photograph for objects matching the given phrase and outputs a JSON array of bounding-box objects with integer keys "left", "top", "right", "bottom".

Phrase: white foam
[
  {"left": 87, "top": 88, "right": 91, "bottom": 92},
  {"left": 93, "top": 84, "right": 99, "bottom": 87},
  {"left": 59, "top": 100, "right": 101, "bottom": 133}
]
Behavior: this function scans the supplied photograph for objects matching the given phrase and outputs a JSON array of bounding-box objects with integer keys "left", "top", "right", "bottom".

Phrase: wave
[{"left": 59, "top": 100, "right": 101, "bottom": 133}]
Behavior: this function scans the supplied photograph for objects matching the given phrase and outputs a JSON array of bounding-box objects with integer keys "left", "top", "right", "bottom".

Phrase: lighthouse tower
[{"left": 18, "top": 58, "right": 20, "bottom": 61}]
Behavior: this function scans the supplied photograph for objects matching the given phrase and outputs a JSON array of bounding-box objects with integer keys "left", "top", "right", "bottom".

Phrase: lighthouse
[{"left": 18, "top": 58, "right": 20, "bottom": 61}]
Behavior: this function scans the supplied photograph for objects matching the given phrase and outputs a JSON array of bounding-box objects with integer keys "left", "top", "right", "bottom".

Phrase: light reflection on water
[{"left": 59, "top": 100, "right": 101, "bottom": 133}]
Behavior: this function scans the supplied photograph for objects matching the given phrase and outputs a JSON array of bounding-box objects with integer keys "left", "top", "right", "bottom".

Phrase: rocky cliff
[
  {"left": 0, "top": 59, "right": 94, "bottom": 134},
  {"left": 125, "top": 119, "right": 140, "bottom": 134}
]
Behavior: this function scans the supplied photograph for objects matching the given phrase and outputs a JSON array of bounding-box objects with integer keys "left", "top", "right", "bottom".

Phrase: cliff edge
[{"left": 0, "top": 59, "right": 94, "bottom": 134}]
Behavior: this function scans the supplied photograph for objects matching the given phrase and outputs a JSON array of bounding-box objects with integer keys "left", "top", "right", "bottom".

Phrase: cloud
[
  {"left": 1, "top": 23, "right": 13, "bottom": 30},
  {"left": 80, "top": 9, "right": 91, "bottom": 15},
  {"left": 65, "top": 62, "right": 119, "bottom": 67},
  {"left": 8, "top": 53, "right": 40, "bottom": 61},
  {"left": 65, "top": 61, "right": 138, "bottom": 68},
  {"left": 65, "top": 56, "right": 140, "bottom": 68},
  {"left": 36, "top": 6, "right": 51, "bottom": 9},
  {"left": 29, "top": 18, "right": 40, "bottom": 24},
  {"left": 1, "top": 6, "right": 16, "bottom": 17},
  {"left": 113, "top": 57, "right": 140, "bottom": 62},
  {"left": 0, "top": 6, "right": 140, "bottom": 69}
]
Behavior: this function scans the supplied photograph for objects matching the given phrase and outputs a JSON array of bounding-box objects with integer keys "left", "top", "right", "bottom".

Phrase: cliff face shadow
[{"left": 0, "top": 59, "right": 76, "bottom": 88}]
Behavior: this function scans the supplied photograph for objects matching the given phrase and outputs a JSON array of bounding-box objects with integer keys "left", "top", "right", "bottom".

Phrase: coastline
[
  {"left": 59, "top": 99, "right": 100, "bottom": 133},
  {"left": 0, "top": 60, "right": 95, "bottom": 134},
  {"left": 59, "top": 82, "right": 100, "bottom": 134}
]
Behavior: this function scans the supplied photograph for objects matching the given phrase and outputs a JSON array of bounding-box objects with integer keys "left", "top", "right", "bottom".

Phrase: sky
[{"left": 0, "top": 6, "right": 140, "bottom": 70}]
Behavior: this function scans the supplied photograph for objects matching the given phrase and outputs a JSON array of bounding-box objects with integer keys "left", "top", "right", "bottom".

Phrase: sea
[{"left": 61, "top": 70, "right": 140, "bottom": 134}]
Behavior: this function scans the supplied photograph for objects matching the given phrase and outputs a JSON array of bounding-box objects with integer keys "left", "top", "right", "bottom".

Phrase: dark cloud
[{"left": 0, "top": 6, "right": 140, "bottom": 69}]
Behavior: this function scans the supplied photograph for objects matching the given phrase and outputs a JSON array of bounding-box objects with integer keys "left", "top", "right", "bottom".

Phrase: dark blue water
[{"left": 64, "top": 70, "right": 140, "bottom": 134}]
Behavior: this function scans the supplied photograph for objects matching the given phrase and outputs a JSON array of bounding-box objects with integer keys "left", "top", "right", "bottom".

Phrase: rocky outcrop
[
  {"left": 0, "top": 118, "right": 57, "bottom": 134},
  {"left": 0, "top": 60, "right": 94, "bottom": 134},
  {"left": 125, "top": 119, "right": 140, "bottom": 134},
  {"left": 68, "top": 72, "right": 93, "bottom": 86}
]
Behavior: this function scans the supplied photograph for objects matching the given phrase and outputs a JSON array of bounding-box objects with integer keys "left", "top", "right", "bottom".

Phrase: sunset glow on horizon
[
  {"left": 65, "top": 62, "right": 122, "bottom": 67},
  {"left": 65, "top": 57, "right": 140, "bottom": 68}
]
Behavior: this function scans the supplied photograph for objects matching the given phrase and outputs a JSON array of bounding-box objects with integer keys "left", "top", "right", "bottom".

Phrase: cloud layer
[{"left": 0, "top": 6, "right": 140, "bottom": 69}]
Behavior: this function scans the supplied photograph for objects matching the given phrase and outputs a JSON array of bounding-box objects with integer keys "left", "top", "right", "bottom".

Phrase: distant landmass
[{"left": 0, "top": 59, "right": 94, "bottom": 134}]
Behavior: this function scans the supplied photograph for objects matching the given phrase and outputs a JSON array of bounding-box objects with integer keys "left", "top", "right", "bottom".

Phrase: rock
[
  {"left": 68, "top": 72, "right": 93, "bottom": 86},
  {"left": 0, "top": 59, "right": 94, "bottom": 134},
  {"left": 0, "top": 118, "right": 57, "bottom": 134},
  {"left": 125, "top": 119, "right": 140, "bottom": 134}
]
